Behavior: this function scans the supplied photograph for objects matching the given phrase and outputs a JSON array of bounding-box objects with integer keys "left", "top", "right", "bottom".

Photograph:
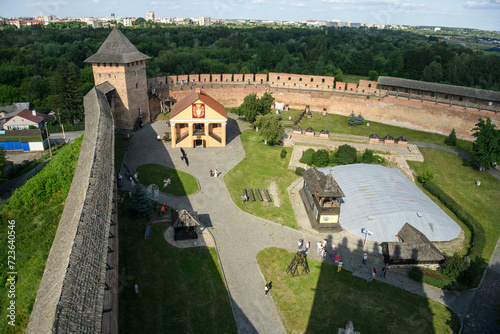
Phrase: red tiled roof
[
  {"left": 170, "top": 89, "right": 227, "bottom": 119},
  {"left": 5, "top": 109, "right": 44, "bottom": 124}
]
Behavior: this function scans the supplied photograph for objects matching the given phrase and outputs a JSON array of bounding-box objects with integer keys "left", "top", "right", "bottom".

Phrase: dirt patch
[
  {"left": 268, "top": 181, "right": 281, "bottom": 207},
  {"left": 163, "top": 225, "right": 215, "bottom": 248}
]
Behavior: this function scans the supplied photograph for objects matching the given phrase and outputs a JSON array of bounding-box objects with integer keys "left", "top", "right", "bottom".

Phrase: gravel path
[{"left": 121, "top": 120, "right": 484, "bottom": 333}]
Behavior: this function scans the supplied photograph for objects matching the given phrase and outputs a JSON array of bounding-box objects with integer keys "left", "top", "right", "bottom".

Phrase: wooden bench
[
  {"left": 248, "top": 189, "right": 256, "bottom": 201},
  {"left": 351, "top": 272, "right": 372, "bottom": 282},
  {"left": 263, "top": 189, "right": 272, "bottom": 202},
  {"left": 144, "top": 225, "right": 151, "bottom": 240},
  {"left": 243, "top": 189, "right": 248, "bottom": 197},
  {"left": 255, "top": 189, "right": 263, "bottom": 201}
]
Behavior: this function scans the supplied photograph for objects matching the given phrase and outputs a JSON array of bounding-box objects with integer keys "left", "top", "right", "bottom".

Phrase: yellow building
[{"left": 169, "top": 89, "right": 227, "bottom": 148}]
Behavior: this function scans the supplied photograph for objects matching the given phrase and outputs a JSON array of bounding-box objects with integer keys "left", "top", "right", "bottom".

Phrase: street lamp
[
  {"left": 361, "top": 227, "right": 373, "bottom": 247},
  {"left": 57, "top": 110, "right": 66, "bottom": 141}
]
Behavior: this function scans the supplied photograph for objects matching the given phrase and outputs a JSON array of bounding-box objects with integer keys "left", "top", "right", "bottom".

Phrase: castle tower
[{"left": 84, "top": 28, "right": 150, "bottom": 130}]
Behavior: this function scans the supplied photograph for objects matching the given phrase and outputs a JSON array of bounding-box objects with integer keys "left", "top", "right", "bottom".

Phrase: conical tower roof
[{"left": 84, "top": 28, "right": 151, "bottom": 64}]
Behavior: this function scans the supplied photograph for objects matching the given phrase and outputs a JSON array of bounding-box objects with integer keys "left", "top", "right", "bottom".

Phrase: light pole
[
  {"left": 361, "top": 227, "right": 373, "bottom": 247},
  {"left": 57, "top": 110, "right": 66, "bottom": 141},
  {"left": 44, "top": 123, "right": 52, "bottom": 157}
]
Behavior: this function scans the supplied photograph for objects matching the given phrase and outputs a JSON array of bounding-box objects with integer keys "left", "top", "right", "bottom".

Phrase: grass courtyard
[
  {"left": 118, "top": 196, "right": 237, "bottom": 334},
  {"left": 409, "top": 148, "right": 500, "bottom": 264},
  {"left": 224, "top": 130, "right": 299, "bottom": 228},
  {"left": 136, "top": 163, "right": 199, "bottom": 197},
  {"left": 257, "top": 248, "right": 461, "bottom": 334}
]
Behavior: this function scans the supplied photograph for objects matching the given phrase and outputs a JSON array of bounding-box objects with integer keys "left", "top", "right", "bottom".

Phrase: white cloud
[
  {"left": 92, "top": 0, "right": 99, "bottom": 3},
  {"left": 464, "top": 0, "right": 500, "bottom": 9}
]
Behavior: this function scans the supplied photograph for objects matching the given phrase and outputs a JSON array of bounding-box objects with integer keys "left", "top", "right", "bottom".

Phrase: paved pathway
[{"left": 121, "top": 120, "right": 480, "bottom": 333}]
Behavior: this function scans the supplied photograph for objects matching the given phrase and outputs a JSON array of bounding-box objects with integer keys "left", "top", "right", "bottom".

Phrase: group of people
[
  {"left": 210, "top": 169, "right": 219, "bottom": 178},
  {"left": 315, "top": 239, "right": 338, "bottom": 261}
]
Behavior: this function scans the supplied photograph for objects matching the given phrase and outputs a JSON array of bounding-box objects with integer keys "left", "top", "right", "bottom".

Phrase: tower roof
[{"left": 84, "top": 28, "right": 151, "bottom": 64}]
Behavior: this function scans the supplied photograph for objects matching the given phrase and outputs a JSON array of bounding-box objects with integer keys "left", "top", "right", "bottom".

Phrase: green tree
[
  {"left": 444, "top": 128, "right": 457, "bottom": 146},
  {"left": 470, "top": 117, "right": 500, "bottom": 169},
  {"left": 334, "top": 144, "right": 357, "bottom": 165},
  {"left": 130, "top": 184, "right": 152, "bottom": 217},
  {"left": 368, "top": 70, "right": 379, "bottom": 81},
  {"left": 254, "top": 113, "right": 284, "bottom": 146},
  {"left": 237, "top": 92, "right": 274, "bottom": 123},
  {"left": 50, "top": 60, "right": 82, "bottom": 124},
  {"left": 312, "top": 149, "right": 329, "bottom": 167},
  {"left": 300, "top": 148, "right": 315, "bottom": 166},
  {"left": 362, "top": 149, "right": 374, "bottom": 164}
]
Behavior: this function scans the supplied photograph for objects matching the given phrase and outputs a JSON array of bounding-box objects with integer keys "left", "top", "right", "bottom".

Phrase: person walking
[
  {"left": 265, "top": 281, "right": 272, "bottom": 295},
  {"left": 331, "top": 243, "right": 336, "bottom": 258},
  {"left": 305, "top": 241, "right": 310, "bottom": 253},
  {"left": 214, "top": 169, "right": 219, "bottom": 178},
  {"left": 372, "top": 267, "right": 377, "bottom": 279},
  {"left": 362, "top": 253, "right": 367, "bottom": 265},
  {"left": 381, "top": 266, "right": 387, "bottom": 278},
  {"left": 338, "top": 260, "right": 343, "bottom": 272},
  {"left": 298, "top": 239, "right": 303, "bottom": 250},
  {"left": 335, "top": 254, "right": 340, "bottom": 265}
]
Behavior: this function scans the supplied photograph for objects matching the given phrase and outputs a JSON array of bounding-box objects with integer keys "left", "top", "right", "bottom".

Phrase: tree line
[{"left": 0, "top": 23, "right": 499, "bottom": 121}]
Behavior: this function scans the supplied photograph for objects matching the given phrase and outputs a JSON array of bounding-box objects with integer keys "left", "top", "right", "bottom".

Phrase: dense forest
[{"left": 0, "top": 22, "right": 499, "bottom": 117}]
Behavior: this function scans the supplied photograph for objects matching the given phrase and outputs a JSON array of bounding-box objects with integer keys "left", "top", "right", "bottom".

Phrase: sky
[{"left": 1, "top": 0, "right": 500, "bottom": 31}]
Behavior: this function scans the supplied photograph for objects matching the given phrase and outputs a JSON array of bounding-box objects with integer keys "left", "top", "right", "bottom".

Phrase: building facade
[{"left": 169, "top": 89, "right": 227, "bottom": 148}]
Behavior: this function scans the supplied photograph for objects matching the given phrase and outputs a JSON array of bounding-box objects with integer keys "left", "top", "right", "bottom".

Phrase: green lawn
[
  {"left": 257, "top": 248, "right": 460, "bottom": 334},
  {"left": 0, "top": 137, "right": 83, "bottom": 334},
  {"left": 224, "top": 130, "right": 299, "bottom": 228},
  {"left": 136, "top": 163, "right": 199, "bottom": 196},
  {"left": 299, "top": 113, "right": 473, "bottom": 153},
  {"left": 408, "top": 148, "right": 500, "bottom": 262},
  {"left": 118, "top": 198, "right": 237, "bottom": 333}
]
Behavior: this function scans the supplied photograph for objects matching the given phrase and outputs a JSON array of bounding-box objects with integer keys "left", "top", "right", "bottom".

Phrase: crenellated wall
[{"left": 150, "top": 74, "right": 500, "bottom": 140}]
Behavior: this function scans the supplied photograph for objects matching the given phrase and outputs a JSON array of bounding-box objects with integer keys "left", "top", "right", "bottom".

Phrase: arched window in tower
[{"left": 108, "top": 74, "right": 111, "bottom": 78}]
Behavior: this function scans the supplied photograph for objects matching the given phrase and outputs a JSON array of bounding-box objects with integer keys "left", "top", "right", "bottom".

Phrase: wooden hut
[
  {"left": 300, "top": 168, "right": 345, "bottom": 232},
  {"left": 382, "top": 223, "right": 445, "bottom": 265},
  {"left": 172, "top": 209, "right": 200, "bottom": 241}
]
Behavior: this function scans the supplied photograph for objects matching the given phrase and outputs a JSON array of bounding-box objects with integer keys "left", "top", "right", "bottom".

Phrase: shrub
[
  {"left": 442, "top": 254, "right": 469, "bottom": 280},
  {"left": 408, "top": 267, "right": 453, "bottom": 289},
  {"left": 362, "top": 149, "right": 374, "bottom": 164},
  {"left": 295, "top": 167, "right": 305, "bottom": 176},
  {"left": 280, "top": 148, "right": 287, "bottom": 159},
  {"left": 312, "top": 149, "right": 329, "bottom": 167},
  {"left": 334, "top": 144, "right": 357, "bottom": 165},
  {"left": 417, "top": 170, "right": 434, "bottom": 184},
  {"left": 299, "top": 148, "right": 315, "bottom": 166},
  {"left": 444, "top": 128, "right": 457, "bottom": 146},
  {"left": 348, "top": 111, "right": 365, "bottom": 126}
]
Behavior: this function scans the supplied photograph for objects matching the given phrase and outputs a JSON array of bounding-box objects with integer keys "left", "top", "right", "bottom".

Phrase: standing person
[
  {"left": 335, "top": 254, "right": 340, "bottom": 265},
  {"left": 161, "top": 204, "right": 166, "bottom": 216},
  {"left": 381, "top": 266, "right": 387, "bottom": 278},
  {"left": 242, "top": 194, "right": 248, "bottom": 203},
  {"left": 298, "top": 239, "right": 303, "bottom": 250},
  {"left": 210, "top": 169, "right": 213, "bottom": 177},
  {"left": 214, "top": 169, "right": 218, "bottom": 178},
  {"left": 338, "top": 260, "right": 343, "bottom": 272},
  {"left": 372, "top": 267, "right": 377, "bottom": 279},
  {"left": 363, "top": 253, "right": 367, "bottom": 265},
  {"left": 331, "top": 243, "right": 336, "bottom": 258},
  {"left": 316, "top": 241, "right": 322, "bottom": 256},
  {"left": 265, "top": 281, "right": 272, "bottom": 295},
  {"left": 305, "top": 241, "right": 310, "bottom": 253}
]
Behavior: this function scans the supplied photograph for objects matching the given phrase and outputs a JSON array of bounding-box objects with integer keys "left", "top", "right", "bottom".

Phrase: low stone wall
[{"left": 26, "top": 87, "right": 116, "bottom": 333}]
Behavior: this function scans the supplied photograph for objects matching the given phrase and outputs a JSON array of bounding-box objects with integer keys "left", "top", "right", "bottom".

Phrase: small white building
[{"left": 3, "top": 109, "right": 45, "bottom": 130}]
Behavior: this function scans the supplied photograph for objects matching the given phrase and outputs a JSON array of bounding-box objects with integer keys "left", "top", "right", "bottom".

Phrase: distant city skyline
[{"left": 1, "top": 0, "right": 500, "bottom": 31}]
